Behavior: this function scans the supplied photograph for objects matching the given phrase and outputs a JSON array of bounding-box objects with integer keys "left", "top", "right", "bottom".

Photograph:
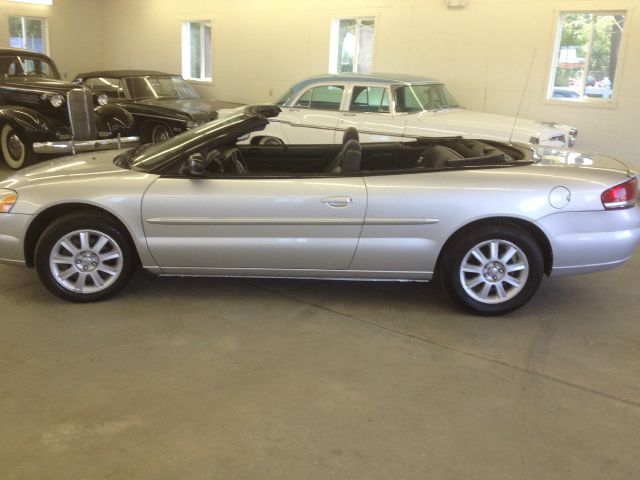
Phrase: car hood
[
  {"left": 135, "top": 98, "right": 218, "bottom": 120},
  {"left": 0, "top": 150, "right": 140, "bottom": 191},
  {"left": 415, "top": 108, "right": 556, "bottom": 143},
  {"left": 0, "top": 76, "right": 80, "bottom": 95}
]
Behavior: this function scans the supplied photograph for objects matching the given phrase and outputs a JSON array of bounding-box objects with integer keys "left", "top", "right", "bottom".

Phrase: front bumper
[
  {"left": 537, "top": 206, "right": 640, "bottom": 276},
  {"left": 33, "top": 136, "right": 140, "bottom": 155},
  {"left": 0, "top": 213, "right": 32, "bottom": 266}
]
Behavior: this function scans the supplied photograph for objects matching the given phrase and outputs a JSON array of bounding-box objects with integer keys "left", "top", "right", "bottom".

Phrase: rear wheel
[
  {"left": 35, "top": 213, "right": 134, "bottom": 302},
  {"left": 440, "top": 224, "right": 544, "bottom": 315},
  {"left": 1, "top": 124, "right": 34, "bottom": 170}
]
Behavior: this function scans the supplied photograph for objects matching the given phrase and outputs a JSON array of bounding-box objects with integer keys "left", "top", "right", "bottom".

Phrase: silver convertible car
[{"left": 0, "top": 106, "right": 638, "bottom": 315}]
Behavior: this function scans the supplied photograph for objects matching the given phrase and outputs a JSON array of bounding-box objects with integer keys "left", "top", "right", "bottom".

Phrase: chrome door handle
[
  {"left": 342, "top": 113, "right": 356, "bottom": 117},
  {"left": 322, "top": 196, "right": 353, "bottom": 207}
]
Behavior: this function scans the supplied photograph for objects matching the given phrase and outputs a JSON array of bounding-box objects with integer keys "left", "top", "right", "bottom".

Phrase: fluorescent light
[{"left": 7, "top": 0, "right": 53, "bottom": 5}]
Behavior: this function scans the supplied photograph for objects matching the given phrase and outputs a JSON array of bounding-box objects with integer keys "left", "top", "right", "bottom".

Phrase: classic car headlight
[
  {"left": 49, "top": 94, "right": 64, "bottom": 108},
  {"left": 0, "top": 189, "right": 17, "bottom": 213},
  {"left": 97, "top": 94, "right": 109, "bottom": 106}
]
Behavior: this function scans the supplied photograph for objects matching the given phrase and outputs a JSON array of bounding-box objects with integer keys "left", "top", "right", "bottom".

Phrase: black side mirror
[{"left": 180, "top": 153, "right": 207, "bottom": 176}]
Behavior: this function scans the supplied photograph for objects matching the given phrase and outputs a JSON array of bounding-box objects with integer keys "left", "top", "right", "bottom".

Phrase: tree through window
[
  {"left": 549, "top": 12, "right": 625, "bottom": 101},
  {"left": 329, "top": 17, "right": 375, "bottom": 74},
  {"left": 9, "top": 16, "right": 47, "bottom": 53},
  {"left": 181, "top": 21, "right": 212, "bottom": 81}
]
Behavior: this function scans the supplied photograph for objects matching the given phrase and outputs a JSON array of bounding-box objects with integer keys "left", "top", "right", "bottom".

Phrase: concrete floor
[{"left": 1, "top": 163, "right": 640, "bottom": 479}]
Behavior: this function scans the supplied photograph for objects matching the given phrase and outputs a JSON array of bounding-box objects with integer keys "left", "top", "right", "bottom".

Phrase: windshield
[
  {"left": 117, "top": 114, "right": 250, "bottom": 172},
  {"left": 0, "top": 55, "right": 59, "bottom": 79},
  {"left": 124, "top": 75, "right": 199, "bottom": 100},
  {"left": 395, "top": 84, "right": 461, "bottom": 112},
  {"left": 274, "top": 89, "right": 295, "bottom": 106}
]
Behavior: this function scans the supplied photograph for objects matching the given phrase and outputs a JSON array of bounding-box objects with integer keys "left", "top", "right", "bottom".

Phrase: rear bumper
[
  {"left": 33, "top": 136, "right": 139, "bottom": 154},
  {"left": 537, "top": 206, "right": 640, "bottom": 276}
]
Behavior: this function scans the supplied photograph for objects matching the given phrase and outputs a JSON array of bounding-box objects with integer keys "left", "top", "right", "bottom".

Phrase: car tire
[
  {"left": 34, "top": 213, "right": 135, "bottom": 302},
  {"left": 151, "top": 123, "right": 173, "bottom": 144},
  {"left": 258, "top": 136, "right": 284, "bottom": 146},
  {"left": 1, "top": 124, "right": 34, "bottom": 170},
  {"left": 440, "top": 224, "right": 544, "bottom": 315}
]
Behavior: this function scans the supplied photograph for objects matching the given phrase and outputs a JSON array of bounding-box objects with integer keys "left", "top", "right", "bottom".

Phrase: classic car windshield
[
  {"left": 395, "top": 83, "right": 461, "bottom": 112},
  {"left": 275, "top": 89, "right": 295, "bottom": 106},
  {"left": 0, "top": 55, "right": 59, "bottom": 79},
  {"left": 117, "top": 114, "right": 252, "bottom": 172},
  {"left": 124, "top": 75, "right": 199, "bottom": 100}
]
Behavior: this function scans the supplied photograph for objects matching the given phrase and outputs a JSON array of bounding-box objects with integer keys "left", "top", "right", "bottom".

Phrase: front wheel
[
  {"left": 257, "top": 136, "right": 284, "bottom": 146},
  {"left": 35, "top": 213, "right": 135, "bottom": 302},
  {"left": 440, "top": 224, "right": 544, "bottom": 315},
  {"left": 151, "top": 123, "right": 174, "bottom": 143},
  {"left": 1, "top": 124, "right": 34, "bottom": 170}
]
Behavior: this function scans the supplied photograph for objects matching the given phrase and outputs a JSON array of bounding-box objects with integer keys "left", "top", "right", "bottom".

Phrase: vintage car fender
[
  {"left": 0, "top": 106, "right": 59, "bottom": 142},
  {"left": 95, "top": 104, "right": 135, "bottom": 132},
  {"left": 111, "top": 102, "right": 191, "bottom": 127}
]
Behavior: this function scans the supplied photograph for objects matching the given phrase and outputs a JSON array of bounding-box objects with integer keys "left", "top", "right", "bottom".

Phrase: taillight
[{"left": 601, "top": 177, "right": 638, "bottom": 210}]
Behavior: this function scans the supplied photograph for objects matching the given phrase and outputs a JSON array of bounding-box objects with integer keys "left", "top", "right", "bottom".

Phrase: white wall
[
  {"left": 93, "top": 0, "right": 640, "bottom": 167},
  {"left": 0, "top": 0, "right": 102, "bottom": 81}
]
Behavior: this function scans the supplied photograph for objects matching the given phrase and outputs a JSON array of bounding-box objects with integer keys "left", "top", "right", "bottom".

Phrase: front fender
[
  {"left": 95, "top": 104, "right": 135, "bottom": 132},
  {"left": 108, "top": 102, "right": 192, "bottom": 129},
  {"left": 0, "top": 106, "right": 58, "bottom": 142}
]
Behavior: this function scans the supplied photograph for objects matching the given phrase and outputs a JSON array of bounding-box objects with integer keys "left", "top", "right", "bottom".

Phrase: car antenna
[
  {"left": 509, "top": 48, "right": 537, "bottom": 145},
  {"left": 127, "top": 54, "right": 136, "bottom": 99}
]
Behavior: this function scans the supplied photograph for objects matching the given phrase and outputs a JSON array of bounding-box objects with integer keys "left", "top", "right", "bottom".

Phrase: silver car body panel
[
  {"left": 0, "top": 142, "right": 638, "bottom": 280},
  {"left": 141, "top": 176, "right": 367, "bottom": 271}
]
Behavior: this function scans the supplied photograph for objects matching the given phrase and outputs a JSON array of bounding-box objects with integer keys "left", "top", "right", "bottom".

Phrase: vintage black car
[
  {"left": 74, "top": 70, "right": 218, "bottom": 144},
  {"left": 0, "top": 48, "right": 138, "bottom": 169}
]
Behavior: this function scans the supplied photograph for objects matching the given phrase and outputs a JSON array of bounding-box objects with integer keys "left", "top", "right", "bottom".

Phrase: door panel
[
  {"left": 351, "top": 173, "right": 445, "bottom": 276},
  {"left": 141, "top": 176, "right": 366, "bottom": 272}
]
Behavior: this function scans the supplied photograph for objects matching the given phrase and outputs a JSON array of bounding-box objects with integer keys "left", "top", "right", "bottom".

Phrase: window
[
  {"left": 294, "top": 85, "right": 344, "bottom": 110},
  {"left": 329, "top": 17, "right": 375, "bottom": 74},
  {"left": 182, "top": 21, "right": 212, "bottom": 81},
  {"left": 350, "top": 86, "right": 389, "bottom": 113},
  {"left": 548, "top": 12, "right": 625, "bottom": 101},
  {"left": 9, "top": 16, "right": 47, "bottom": 53},
  {"left": 0, "top": 54, "right": 57, "bottom": 78}
]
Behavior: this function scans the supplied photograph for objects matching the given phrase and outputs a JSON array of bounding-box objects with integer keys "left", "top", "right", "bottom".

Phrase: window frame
[
  {"left": 181, "top": 19, "right": 212, "bottom": 82},
  {"left": 347, "top": 84, "right": 392, "bottom": 114},
  {"left": 8, "top": 15, "right": 48, "bottom": 54},
  {"left": 292, "top": 83, "right": 347, "bottom": 111},
  {"left": 328, "top": 16, "right": 376, "bottom": 74},
  {"left": 546, "top": 9, "right": 628, "bottom": 105}
]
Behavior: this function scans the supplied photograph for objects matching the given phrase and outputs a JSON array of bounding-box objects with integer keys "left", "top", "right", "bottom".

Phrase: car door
[
  {"left": 277, "top": 84, "right": 345, "bottom": 144},
  {"left": 349, "top": 170, "right": 445, "bottom": 279},
  {"left": 141, "top": 173, "right": 367, "bottom": 274},
  {"left": 337, "top": 85, "right": 405, "bottom": 143}
]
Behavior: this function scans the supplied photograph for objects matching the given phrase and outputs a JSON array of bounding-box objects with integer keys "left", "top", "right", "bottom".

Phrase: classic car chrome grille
[{"left": 67, "top": 88, "right": 96, "bottom": 141}]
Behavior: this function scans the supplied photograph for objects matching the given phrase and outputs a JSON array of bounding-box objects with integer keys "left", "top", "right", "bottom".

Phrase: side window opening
[
  {"left": 295, "top": 85, "right": 344, "bottom": 110},
  {"left": 350, "top": 86, "right": 390, "bottom": 113}
]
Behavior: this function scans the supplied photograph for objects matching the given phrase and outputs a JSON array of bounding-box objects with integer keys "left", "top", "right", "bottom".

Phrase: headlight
[
  {"left": 0, "top": 189, "right": 17, "bottom": 213},
  {"left": 49, "top": 94, "right": 64, "bottom": 108},
  {"left": 97, "top": 94, "right": 109, "bottom": 106}
]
